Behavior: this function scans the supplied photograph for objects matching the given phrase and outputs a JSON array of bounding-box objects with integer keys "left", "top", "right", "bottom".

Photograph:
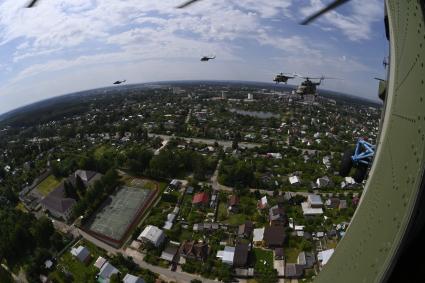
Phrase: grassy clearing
[
  {"left": 285, "top": 247, "right": 301, "bottom": 263},
  {"left": 226, "top": 214, "right": 247, "bottom": 226},
  {"left": 36, "top": 175, "right": 62, "bottom": 196},
  {"left": 49, "top": 240, "right": 106, "bottom": 283}
]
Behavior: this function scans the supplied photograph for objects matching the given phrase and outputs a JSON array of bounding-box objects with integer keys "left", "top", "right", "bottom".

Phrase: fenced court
[{"left": 84, "top": 185, "right": 157, "bottom": 247}]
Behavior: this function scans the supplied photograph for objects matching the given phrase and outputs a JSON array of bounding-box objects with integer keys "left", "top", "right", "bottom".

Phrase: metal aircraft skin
[
  {"left": 315, "top": 1, "right": 425, "bottom": 282},
  {"left": 113, "top": 80, "right": 126, "bottom": 85},
  {"left": 200, "top": 56, "right": 216, "bottom": 62}
]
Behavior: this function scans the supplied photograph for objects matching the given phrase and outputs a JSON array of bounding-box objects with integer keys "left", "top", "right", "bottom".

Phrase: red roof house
[{"left": 192, "top": 192, "right": 209, "bottom": 205}]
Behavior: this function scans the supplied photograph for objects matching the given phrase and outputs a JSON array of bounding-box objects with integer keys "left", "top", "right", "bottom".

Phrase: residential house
[
  {"left": 325, "top": 198, "right": 340, "bottom": 209},
  {"left": 217, "top": 246, "right": 235, "bottom": 265},
  {"left": 123, "top": 274, "right": 145, "bottom": 283},
  {"left": 94, "top": 256, "right": 107, "bottom": 269},
  {"left": 289, "top": 175, "right": 301, "bottom": 186},
  {"left": 160, "top": 242, "right": 180, "bottom": 263},
  {"left": 322, "top": 156, "right": 331, "bottom": 169},
  {"left": 180, "top": 241, "right": 209, "bottom": 262},
  {"left": 257, "top": 196, "right": 268, "bottom": 209},
  {"left": 297, "top": 252, "right": 316, "bottom": 269},
  {"left": 40, "top": 184, "right": 76, "bottom": 221},
  {"left": 307, "top": 194, "right": 323, "bottom": 208},
  {"left": 233, "top": 243, "right": 249, "bottom": 268},
  {"left": 228, "top": 195, "right": 240, "bottom": 213},
  {"left": 341, "top": 176, "right": 356, "bottom": 189},
  {"left": 285, "top": 263, "right": 304, "bottom": 279},
  {"left": 238, "top": 221, "right": 253, "bottom": 239},
  {"left": 138, "top": 225, "right": 165, "bottom": 247},
  {"left": 301, "top": 195, "right": 324, "bottom": 217},
  {"left": 269, "top": 205, "right": 287, "bottom": 226},
  {"left": 72, "top": 170, "right": 102, "bottom": 187},
  {"left": 98, "top": 262, "right": 119, "bottom": 283},
  {"left": 253, "top": 228, "right": 265, "bottom": 246},
  {"left": 192, "top": 192, "right": 209, "bottom": 207},
  {"left": 70, "top": 246, "right": 90, "bottom": 264},
  {"left": 316, "top": 176, "right": 331, "bottom": 188},
  {"left": 264, "top": 225, "right": 286, "bottom": 248},
  {"left": 169, "top": 179, "right": 181, "bottom": 189},
  {"left": 41, "top": 170, "right": 101, "bottom": 221}
]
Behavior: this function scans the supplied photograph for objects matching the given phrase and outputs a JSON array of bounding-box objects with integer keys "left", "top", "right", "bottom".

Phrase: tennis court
[{"left": 86, "top": 186, "right": 152, "bottom": 241}]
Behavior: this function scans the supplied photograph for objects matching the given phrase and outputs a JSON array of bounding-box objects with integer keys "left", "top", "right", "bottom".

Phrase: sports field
[
  {"left": 36, "top": 175, "right": 62, "bottom": 196},
  {"left": 85, "top": 186, "right": 152, "bottom": 241}
]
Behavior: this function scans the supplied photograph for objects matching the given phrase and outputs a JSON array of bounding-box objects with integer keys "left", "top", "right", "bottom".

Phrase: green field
[{"left": 36, "top": 175, "right": 62, "bottom": 196}]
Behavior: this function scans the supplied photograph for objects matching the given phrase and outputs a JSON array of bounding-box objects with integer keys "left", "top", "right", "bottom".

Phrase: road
[
  {"left": 125, "top": 248, "right": 219, "bottom": 283},
  {"left": 149, "top": 133, "right": 261, "bottom": 149},
  {"left": 208, "top": 159, "right": 233, "bottom": 192},
  {"left": 148, "top": 133, "right": 334, "bottom": 155}
]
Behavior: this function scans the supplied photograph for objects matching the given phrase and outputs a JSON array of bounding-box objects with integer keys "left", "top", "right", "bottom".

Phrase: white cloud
[
  {"left": 301, "top": 0, "right": 383, "bottom": 41},
  {"left": 0, "top": 0, "right": 386, "bottom": 113}
]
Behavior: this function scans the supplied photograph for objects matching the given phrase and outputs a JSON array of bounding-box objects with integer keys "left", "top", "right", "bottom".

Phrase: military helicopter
[
  {"left": 273, "top": 73, "right": 296, "bottom": 84},
  {"left": 113, "top": 80, "right": 126, "bottom": 85},
  {"left": 200, "top": 56, "right": 215, "bottom": 62},
  {"left": 293, "top": 75, "right": 335, "bottom": 96}
]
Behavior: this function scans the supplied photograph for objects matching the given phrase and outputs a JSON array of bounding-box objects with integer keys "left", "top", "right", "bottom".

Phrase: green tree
[
  {"left": 109, "top": 273, "right": 122, "bottom": 283},
  {"left": 31, "top": 216, "right": 55, "bottom": 248}
]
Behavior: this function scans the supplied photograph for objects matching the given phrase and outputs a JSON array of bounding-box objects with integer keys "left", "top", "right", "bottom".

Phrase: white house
[
  {"left": 138, "top": 225, "right": 165, "bottom": 247},
  {"left": 217, "top": 246, "right": 235, "bottom": 265},
  {"left": 301, "top": 202, "right": 324, "bottom": 216},
  {"left": 316, "top": 176, "right": 331, "bottom": 188},
  {"left": 98, "top": 262, "right": 119, "bottom": 282},
  {"left": 70, "top": 246, "right": 90, "bottom": 263},
  {"left": 289, "top": 176, "right": 301, "bottom": 185},
  {"left": 302, "top": 195, "right": 324, "bottom": 216},
  {"left": 307, "top": 194, "right": 323, "bottom": 207},
  {"left": 253, "top": 228, "right": 265, "bottom": 244},
  {"left": 123, "top": 274, "right": 145, "bottom": 283}
]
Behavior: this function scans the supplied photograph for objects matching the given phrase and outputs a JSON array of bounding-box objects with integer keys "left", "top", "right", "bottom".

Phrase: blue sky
[{"left": 0, "top": 0, "right": 387, "bottom": 114}]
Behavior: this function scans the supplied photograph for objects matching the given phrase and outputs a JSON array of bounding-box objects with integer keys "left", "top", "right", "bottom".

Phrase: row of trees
[
  {"left": 72, "top": 169, "right": 122, "bottom": 221},
  {"left": 146, "top": 149, "right": 217, "bottom": 181}
]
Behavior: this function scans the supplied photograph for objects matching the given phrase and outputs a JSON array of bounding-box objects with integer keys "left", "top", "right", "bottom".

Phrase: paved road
[
  {"left": 125, "top": 248, "right": 219, "bottom": 283},
  {"left": 148, "top": 133, "right": 336, "bottom": 155},
  {"left": 149, "top": 133, "right": 260, "bottom": 149}
]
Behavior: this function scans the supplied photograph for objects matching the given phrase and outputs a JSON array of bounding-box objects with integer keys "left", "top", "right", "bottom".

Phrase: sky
[{"left": 0, "top": 0, "right": 388, "bottom": 114}]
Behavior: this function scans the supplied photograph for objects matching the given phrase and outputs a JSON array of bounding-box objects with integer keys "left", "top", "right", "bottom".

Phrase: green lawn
[
  {"left": 36, "top": 175, "right": 62, "bottom": 196},
  {"left": 253, "top": 248, "right": 273, "bottom": 266},
  {"left": 285, "top": 247, "right": 301, "bottom": 263},
  {"left": 226, "top": 214, "right": 247, "bottom": 226},
  {"left": 49, "top": 240, "right": 106, "bottom": 283},
  {"left": 217, "top": 202, "right": 228, "bottom": 222}
]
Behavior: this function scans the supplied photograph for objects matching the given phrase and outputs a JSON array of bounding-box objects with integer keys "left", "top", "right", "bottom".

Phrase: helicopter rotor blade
[
  {"left": 300, "top": 0, "right": 351, "bottom": 25},
  {"left": 176, "top": 0, "right": 203, "bottom": 9},
  {"left": 26, "top": 0, "right": 39, "bottom": 8}
]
